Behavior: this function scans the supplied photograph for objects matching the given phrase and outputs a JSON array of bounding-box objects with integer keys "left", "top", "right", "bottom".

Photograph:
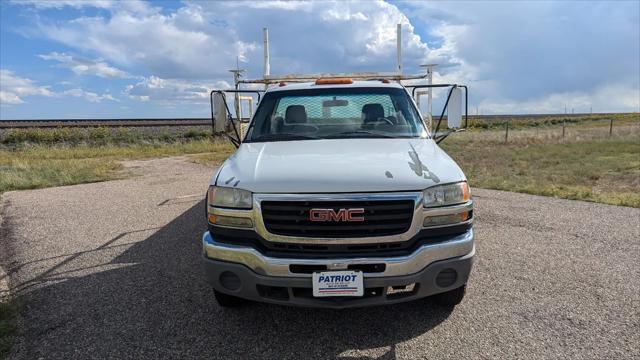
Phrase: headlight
[
  {"left": 207, "top": 186, "right": 253, "bottom": 209},
  {"left": 423, "top": 182, "right": 470, "bottom": 207}
]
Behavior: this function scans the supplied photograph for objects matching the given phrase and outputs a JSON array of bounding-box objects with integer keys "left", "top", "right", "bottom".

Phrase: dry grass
[
  {"left": 0, "top": 140, "right": 234, "bottom": 194},
  {"left": 441, "top": 122, "right": 640, "bottom": 207},
  {"left": 459, "top": 119, "right": 639, "bottom": 143},
  {"left": 464, "top": 112, "right": 638, "bottom": 129},
  {"left": 187, "top": 151, "right": 235, "bottom": 167},
  {"left": 1, "top": 118, "right": 638, "bottom": 207},
  {"left": 0, "top": 127, "right": 211, "bottom": 145}
]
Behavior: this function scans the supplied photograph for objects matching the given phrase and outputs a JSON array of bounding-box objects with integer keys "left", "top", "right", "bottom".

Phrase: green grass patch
[
  {"left": 441, "top": 132, "right": 640, "bottom": 207},
  {"left": 0, "top": 157, "right": 121, "bottom": 194},
  {"left": 464, "top": 112, "right": 639, "bottom": 130},
  {"left": 0, "top": 127, "right": 212, "bottom": 146},
  {"left": 0, "top": 299, "right": 19, "bottom": 359},
  {"left": 0, "top": 140, "right": 234, "bottom": 195}
]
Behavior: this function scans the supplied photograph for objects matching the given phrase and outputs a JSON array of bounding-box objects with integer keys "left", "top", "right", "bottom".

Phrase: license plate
[{"left": 312, "top": 270, "right": 363, "bottom": 297}]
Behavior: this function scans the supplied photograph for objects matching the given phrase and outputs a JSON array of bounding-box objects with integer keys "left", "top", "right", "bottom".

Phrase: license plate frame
[{"left": 312, "top": 270, "right": 364, "bottom": 297}]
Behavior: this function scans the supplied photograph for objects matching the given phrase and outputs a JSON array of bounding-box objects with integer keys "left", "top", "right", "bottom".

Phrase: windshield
[{"left": 245, "top": 87, "right": 427, "bottom": 142}]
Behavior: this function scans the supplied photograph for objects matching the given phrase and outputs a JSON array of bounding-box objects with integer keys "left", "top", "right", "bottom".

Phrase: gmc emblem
[{"left": 309, "top": 208, "right": 365, "bottom": 222}]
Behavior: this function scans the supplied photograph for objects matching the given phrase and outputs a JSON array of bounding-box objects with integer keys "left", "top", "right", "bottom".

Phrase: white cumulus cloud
[
  {"left": 403, "top": 1, "right": 640, "bottom": 113},
  {"left": 0, "top": 69, "right": 55, "bottom": 105},
  {"left": 27, "top": 0, "right": 450, "bottom": 79},
  {"left": 124, "top": 76, "right": 230, "bottom": 104},
  {"left": 39, "top": 52, "right": 134, "bottom": 79},
  {"left": 7, "top": 0, "right": 640, "bottom": 114},
  {"left": 0, "top": 69, "right": 118, "bottom": 106},
  {"left": 62, "top": 88, "right": 119, "bottom": 103},
  {"left": 32, "top": 1, "right": 257, "bottom": 79}
]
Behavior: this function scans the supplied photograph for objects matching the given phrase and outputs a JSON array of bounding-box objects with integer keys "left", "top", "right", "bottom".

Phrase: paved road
[{"left": 1, "top": 157, "right": 639, "bottom": 359}]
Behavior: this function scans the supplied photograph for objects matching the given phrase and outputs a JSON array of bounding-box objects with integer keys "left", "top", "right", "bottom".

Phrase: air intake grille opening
[
  {"left": 261, "top": 200, "right": 414, "bottom": 238},
  {"left": 256, "top": 285, "right": 290, "bottom": 300}
]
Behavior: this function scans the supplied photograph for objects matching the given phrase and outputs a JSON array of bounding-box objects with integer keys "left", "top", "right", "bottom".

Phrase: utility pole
[
  {"left": 396, "top": 24, "right": 402, "bottom": 76},
  {"left": 263, "top": 28, "right": 270, "bottom": 91}
]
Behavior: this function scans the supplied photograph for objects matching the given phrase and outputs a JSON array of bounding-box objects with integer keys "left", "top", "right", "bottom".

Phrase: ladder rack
[
  {"left": 238, "top": 72, "right": 428, "bottom": 85},
  {"left": 210, "top": 25, "right": 466, "bottom": 140}
]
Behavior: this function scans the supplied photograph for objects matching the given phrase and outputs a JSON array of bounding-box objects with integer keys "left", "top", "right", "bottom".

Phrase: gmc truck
[{"left": 202, "top": 75, "right": 474, "bottom": 309}]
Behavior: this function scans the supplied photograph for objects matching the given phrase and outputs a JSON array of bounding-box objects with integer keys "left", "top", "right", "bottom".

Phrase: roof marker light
[{"left": 315, "top": 78, "right": 353, "bottom": 85}]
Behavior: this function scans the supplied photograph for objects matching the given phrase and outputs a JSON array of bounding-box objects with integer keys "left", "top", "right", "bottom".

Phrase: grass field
[
  {"left": 440, "top": 123, "right": 640, "bottom": 207},
  {"left": 0, "top": 116, "right": 639, "bottom": 207},
  {"left": 0, "top": 126, "right": 212, "bottom": 146},
  {"left": 0, "top": 140, "right": 233, "bottom": 195},
  {"left": 463, "top": 112, "right": 637, "bottom": 130}
]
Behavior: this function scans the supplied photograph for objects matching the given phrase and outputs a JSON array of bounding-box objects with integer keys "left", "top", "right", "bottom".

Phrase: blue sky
[{"left": 1, "top": 0, "right": 638, "bottom": 119}]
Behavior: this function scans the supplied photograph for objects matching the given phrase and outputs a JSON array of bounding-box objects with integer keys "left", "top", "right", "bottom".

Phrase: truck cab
[{"left": 203, "top": 78, "right": 473, "bottom": 308}]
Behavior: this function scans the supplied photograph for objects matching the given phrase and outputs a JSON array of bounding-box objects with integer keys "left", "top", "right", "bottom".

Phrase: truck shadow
[{"left": 16, "top": 201, "right": 452, "bottom": 359}]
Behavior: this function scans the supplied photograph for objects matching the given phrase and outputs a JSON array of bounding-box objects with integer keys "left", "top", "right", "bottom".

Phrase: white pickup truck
[{"left": 202, "top": 76, "right": 474, "bottom": 309}]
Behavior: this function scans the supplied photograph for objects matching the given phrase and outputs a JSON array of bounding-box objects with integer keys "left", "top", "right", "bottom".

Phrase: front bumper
[{"left": 202, "top": 229, "right": 474, "bottom": 308}]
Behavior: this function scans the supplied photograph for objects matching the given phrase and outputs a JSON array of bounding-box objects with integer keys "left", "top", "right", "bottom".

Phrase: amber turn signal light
[{"left": 315, "top": 78, "right": 353, "bottom": 85}]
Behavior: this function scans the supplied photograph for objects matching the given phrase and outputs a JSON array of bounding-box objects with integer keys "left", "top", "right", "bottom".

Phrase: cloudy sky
[{"left": 0, "top": 0, "right": 638, "bottom": 119}]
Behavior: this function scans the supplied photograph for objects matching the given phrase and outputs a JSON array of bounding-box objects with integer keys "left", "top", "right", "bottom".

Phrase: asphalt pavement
[{"left": 1, "top": 156, "right": 638, "bottom": 359}]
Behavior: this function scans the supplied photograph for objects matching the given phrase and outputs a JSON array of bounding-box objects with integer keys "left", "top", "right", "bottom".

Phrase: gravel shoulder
[{"left": 0, "top": 156, "right": 639, "bottom": 359}]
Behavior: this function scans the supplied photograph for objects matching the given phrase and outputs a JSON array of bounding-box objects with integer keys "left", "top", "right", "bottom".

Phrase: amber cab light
[{"left": 315, "top": 78, "right": 353, "bottom": 85}]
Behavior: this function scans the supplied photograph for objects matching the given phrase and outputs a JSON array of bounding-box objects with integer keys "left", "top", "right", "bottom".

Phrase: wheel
[
  {"left": 213, "top": 289, "right": 245, "bottom": 308},
  {"left": 433, "top": 284, "right": 466, "bottom": 307}
]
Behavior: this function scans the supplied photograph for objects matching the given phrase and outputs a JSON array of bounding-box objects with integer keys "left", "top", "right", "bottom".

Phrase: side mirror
[
  {"left": 213, "top": 92, "right": 228, "bottom": 133},
  {"left": 211, "top": 91, "right": 240, "bottom": 148},
  {"left": 447, "top": 87, "right": 463, "bottom": 129}
]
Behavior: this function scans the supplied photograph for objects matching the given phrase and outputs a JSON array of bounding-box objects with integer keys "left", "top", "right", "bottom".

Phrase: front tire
[
  {"left": 213, "top": 289, "right": 245, "bottom": 308},
  {"left": 433, "top": 284, "right": 466, "bottom": 307}
]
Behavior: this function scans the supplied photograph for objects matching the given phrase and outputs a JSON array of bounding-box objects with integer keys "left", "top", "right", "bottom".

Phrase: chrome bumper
[{"left": 202, "top": 229, "right": 474, "bottom": 278}]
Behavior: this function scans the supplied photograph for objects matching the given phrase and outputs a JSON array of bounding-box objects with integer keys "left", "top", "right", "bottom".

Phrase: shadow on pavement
[{"left": 14, "top": 201, "right": 452, "bottom": 359}]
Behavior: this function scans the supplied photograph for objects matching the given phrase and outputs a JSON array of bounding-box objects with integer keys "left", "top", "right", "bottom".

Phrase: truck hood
[{"left": 213, "top": 138, "right": 466, "bottom": 193}]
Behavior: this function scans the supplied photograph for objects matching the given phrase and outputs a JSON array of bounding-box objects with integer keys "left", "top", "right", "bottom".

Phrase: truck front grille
[{"left": 261, "top": 200, "right": 414, "bottom": 238}]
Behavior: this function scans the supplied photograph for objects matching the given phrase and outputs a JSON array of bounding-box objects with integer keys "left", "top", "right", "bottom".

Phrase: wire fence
[
  {"left": 440, "top": 115, "right": 640, "bottom": 144},
  {"left": 1, "top": 114, "right": 638, "bottom": 146}
]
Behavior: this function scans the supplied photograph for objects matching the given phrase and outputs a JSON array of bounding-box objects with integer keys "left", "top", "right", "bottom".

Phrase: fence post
[
  {"left": 609, "top": 118, "right": 613, "bottom": 137},
  {"left": 562, "top": 120, "right": 566, "bottom": 139},
  {"left": 505, "top": 120, "right": 509, "bottom": 143}
]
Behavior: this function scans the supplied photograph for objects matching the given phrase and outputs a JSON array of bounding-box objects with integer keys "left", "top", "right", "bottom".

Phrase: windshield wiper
[
  {"left": 249, "top": 133, "right": 319, "bottom": 142},
  {"left": 326, "top": 130, "right": 396, "bottom": 138}
]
